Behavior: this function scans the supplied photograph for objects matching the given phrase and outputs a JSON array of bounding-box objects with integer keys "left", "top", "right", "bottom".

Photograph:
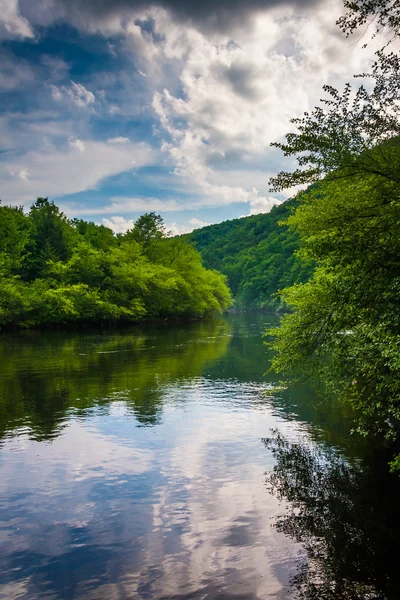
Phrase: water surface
[{"left": 0, "top": 314, "right": 399, "bottom": 599}]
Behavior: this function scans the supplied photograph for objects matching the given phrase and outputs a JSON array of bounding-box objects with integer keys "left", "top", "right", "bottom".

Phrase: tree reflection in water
[
  {"left": 0, "top": 319, "right": 231, "bottom": 442},
  {"left": 264, "top": 432, "right": 400, "bottom": 600}
]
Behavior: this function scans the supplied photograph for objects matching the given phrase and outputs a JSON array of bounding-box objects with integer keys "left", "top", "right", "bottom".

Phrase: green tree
[
  {"left": 0, "top": 201, "right": 231, "bottom": 328},
  {"left": 188, "top": 200, "right": 313, "bottom": 310},
  {"left": 126, "top": 212, "right": 167, "bottom": 249},
  {"left": 0, "top": 204, "right": 31, "bottom": 276},
  {"left": 26, "top": 198, "right": 76, "bottom": 279},
  {"left": 71, "top": 219, "right": 117, "bottom": 251},
  {"left": 269, "top": 0, "right": 400, "bottom": 194},
  {"left": 268, "top": 0, "right": 400, "bottom": 463}
]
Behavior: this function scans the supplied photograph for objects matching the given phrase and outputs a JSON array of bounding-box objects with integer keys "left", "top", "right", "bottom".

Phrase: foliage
[
  {"left": 188, "top": 200, "right": 313, "bottom": 310},
  {"left": 0, "top": 200, "right": 231, "bottom": 329},
  {"left": 269, "top": 83, "right": 400, "bottom": 193},
  {"left": 26, "top": 198, "right": 76, "bottom": 279},
  {"left": 269, "top": 0, "right": 400, "bottom": 194},
  {"left": 0, "top": 205, "right": 32, "bottom": 276},
  {"left": 270, "top": 165, "right": 400, "bottom": 447},
  {"left": 268, "top": 0, "right": 400, "bottom": 464},
  {"left": 125, "top": 211, "right": 167, "bottom": 249},
  {"left": 338, "top": 0, "right": 400, "bottom": 43}
]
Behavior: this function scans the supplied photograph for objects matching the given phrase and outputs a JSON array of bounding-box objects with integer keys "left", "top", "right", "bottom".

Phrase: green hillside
[{"left": 189, "top": 199, "right": 313, "bottom": 310}]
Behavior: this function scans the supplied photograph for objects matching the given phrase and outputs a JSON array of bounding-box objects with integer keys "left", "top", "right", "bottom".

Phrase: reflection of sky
[{"left": 0, "top": 377, "right": 307, "bottom": 600}]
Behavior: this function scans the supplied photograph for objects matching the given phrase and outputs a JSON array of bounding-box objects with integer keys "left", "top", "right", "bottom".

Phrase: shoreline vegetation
[
  {"left": 0, "top": 199, "right": 231, "bottom": 330},
  {"left": 266, "top": 0, "right": 400, "bottom": 469},
  {"left": 0, "top": 196, "right": 310, "bottom": 332}
]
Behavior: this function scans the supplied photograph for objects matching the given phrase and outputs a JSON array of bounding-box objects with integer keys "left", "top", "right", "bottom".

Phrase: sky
[{"left": 0, "top": 0, "right": 378, "bottom": 234}]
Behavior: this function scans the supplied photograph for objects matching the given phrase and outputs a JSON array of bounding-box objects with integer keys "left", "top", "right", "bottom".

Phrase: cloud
[
  {"left": 15, "top": 0, "right": 324, "bottom": 37},
  {"left": 167, "top": 217, "right": 210, "bottom": 236},
  {"left": 147, "top": 3, "right": 382, "bottom": 214},
  {"left": 70, "top": 197, "right": 180, "bottom": 216},
  {"left": 40, "top": 55, "right": 70, "bottom": 82},
  {"left": 248, "top": 195, "right": 280, "bottom": 215},
  {"left": 50, "top": 85, "right": 63, "bottom": 101},
  {"left": 102, "top": 215, "right": 135, "bottom": 233},
  {"left": 66, "top": 186, "right": 283, "bottom": 220},
  {"left": 1, "top": 139, "right": 152, "bottom": 204},
  {"left": 0, "top": 0, "right": 385, "bottom": 224},
  {"left": 51, "top": 81, "right": 95, "bottom": 108},
  {"left": 107, "top": 136, "right": 130, "bottom": 144},
  {"left": 66, "top": 81, "right": 95, "bottom": 107},
  {"left": 0, "top": 49, "right": 36, "bottom": 90},
  {"left": 108, "top": 105, "right": 121, "bottom": 115},
  {"left": 18, "top": 169, "right": 30, "bottom": 181},
  {"left": 190, "top": 217, "right": 209, "bottom": 228},
  {"left": 69, "top": 137, "right": 86, "bottom": 152},
  {"left": 0, "top": 0, "right": 34, "bottom": 40}
]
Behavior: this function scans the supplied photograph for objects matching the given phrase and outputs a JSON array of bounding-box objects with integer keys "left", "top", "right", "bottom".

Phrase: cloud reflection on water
[{"left": 0, "top": 378, "right": 301, "bottom": 600}]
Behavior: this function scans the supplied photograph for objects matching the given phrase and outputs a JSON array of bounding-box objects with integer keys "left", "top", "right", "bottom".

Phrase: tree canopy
[
  {"left": 268, "top": 0, "right": 400, "bottom": 466},
  {"left": 188, "top": 200, "right": 313, "bottom": 310},
  {"left": 269, "top": 0, "right": 400, "bottom": 194},
  {"left": 0, "top": 200, "right": 231, "bottom": 329}
]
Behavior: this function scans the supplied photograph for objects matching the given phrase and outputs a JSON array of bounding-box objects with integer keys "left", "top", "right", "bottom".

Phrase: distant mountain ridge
[{"left": 188, "top": 199, "right": 313, "bottom": 310}]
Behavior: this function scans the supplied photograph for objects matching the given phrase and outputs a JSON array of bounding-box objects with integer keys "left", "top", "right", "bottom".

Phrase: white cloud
[
  {"left": 107, "top": 136, "right": 129, "bottom": 144},
  {"left": 71, "top": 197, "right": 180, "bottom": 216},
  {"left": 108, "top": 42, "right": 117, "bottom": 58},
  {"left": 248, "top": 195, "right": 280, "bottom": 215},
  {"left": 108, "top": 197, "right": 179, "bottom": 213},
  {"left": 0, "top": 0, "right": 34, "bottom": 40},
  {"left": 167, "top": 217, "right": 210, "bottom": 236},
  {"left": 102, "top": 215, "right": 134, "bottom": 233},
  {"left": 108, "top": 105, "right": 121, "bottom": 115},
  {"left": 66, "top": 81, "right": 95, "bottom": 107},
  {"left": 146, "top": 3, "right": 382, "bottom": 215},
  {"left": 18, "top": 169, "right": 29, "bottom": 181},
  {"left": 51, "top": 81, "right": 95, "bottom": 108},
  {"left": 1, "top": 139, "right": 152, "bottom": 204},
  {"left": 50, "top": 84, "right": 63, "bottom": 101},
  {"left": 190, "top": 217, "right": 209, "bottom": 228},
  {"left": 0, "top": 50, "right": 36, "bottom": 90},
  {"left": 164, "top": 222, "right": 187, "bottom": 236},
  {"left": 41, "top": 55, "right": 70, "bottom": 82},
  {"left": 69, "top": 137, "right": 85, "bottom": 152},
  {"left": 0, "top": 1, "right": 388, "bottom": 222},
  {"left": 67, "top": 188, "right": 280, "bottom": 218}
]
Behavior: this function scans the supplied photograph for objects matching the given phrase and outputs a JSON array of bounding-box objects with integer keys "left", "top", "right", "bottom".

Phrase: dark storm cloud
[{"left": 18, "top": 0, "right": 322, "bottom": 33}]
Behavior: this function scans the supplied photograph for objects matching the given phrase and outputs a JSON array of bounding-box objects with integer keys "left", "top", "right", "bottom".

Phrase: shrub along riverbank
[{"left": 0, "top": 199, "right": 231, "bottom": 329}]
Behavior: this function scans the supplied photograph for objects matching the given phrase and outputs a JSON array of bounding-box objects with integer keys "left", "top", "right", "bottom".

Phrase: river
[{"left": 0, "top": 313, "right": 399, "bottom": 599}]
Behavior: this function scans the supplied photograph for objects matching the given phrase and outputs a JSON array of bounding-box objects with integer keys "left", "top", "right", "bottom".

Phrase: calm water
[{"left": 0, "top": 314, "right": 399, "bottom": 600}]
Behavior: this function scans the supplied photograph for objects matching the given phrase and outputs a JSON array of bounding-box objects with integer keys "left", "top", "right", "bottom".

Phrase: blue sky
[{"left": 0, "top": 0, "right": 378, "bottom": 233}]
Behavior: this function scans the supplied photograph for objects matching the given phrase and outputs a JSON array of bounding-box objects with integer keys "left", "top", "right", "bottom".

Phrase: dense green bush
[{"left": 0, "top": 201, "right": 231, "bottom": 328}]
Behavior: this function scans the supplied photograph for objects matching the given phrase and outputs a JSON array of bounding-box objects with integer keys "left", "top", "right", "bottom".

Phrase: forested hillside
[
  {"left": 189, "top": 199, "right": 313, "bottom": 310},
  {"left": 0, "top": 199, "right": 231, "bottom": 329}
]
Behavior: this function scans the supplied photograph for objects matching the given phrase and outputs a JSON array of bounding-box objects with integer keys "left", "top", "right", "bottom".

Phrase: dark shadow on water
[{"left": 264, "top": 432, "right": 400, "bottom": 600}]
